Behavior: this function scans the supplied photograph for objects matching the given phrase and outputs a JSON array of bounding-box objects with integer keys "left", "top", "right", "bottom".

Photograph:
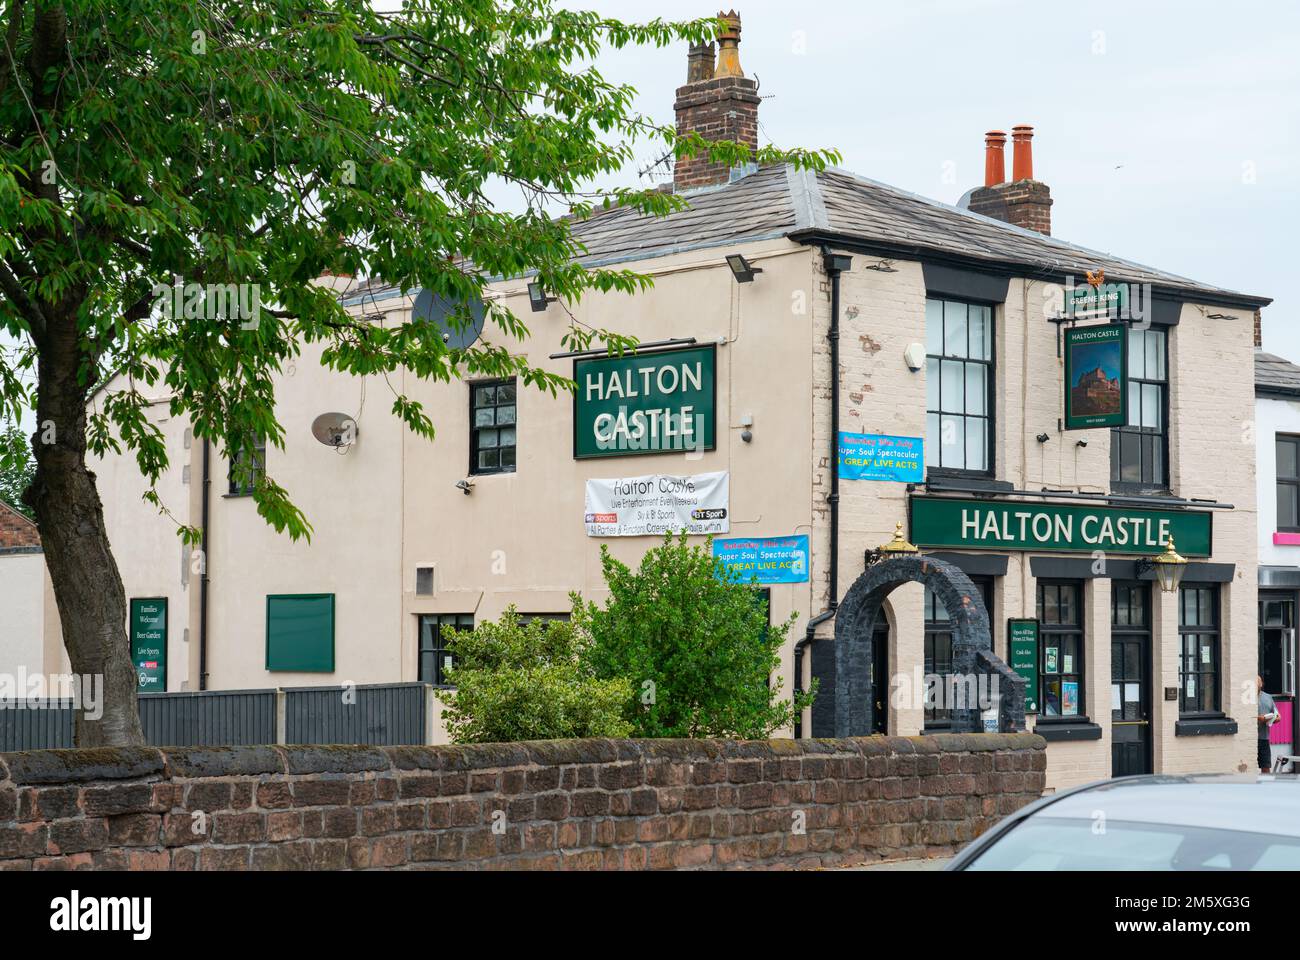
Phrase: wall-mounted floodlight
[
  {"left": 726, "top": 254, "right": 763, "bottom": 283},
  {"left": 527, "top": 282, "right": 556, "bottom": 313}
]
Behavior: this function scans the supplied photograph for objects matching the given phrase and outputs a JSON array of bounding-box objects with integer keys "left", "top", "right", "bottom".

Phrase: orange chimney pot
[
  {"left": 984, "top": 130, "right": 1007, "bottom": 187},
  {"left": 1012, "top": 124, "right": 1035, "bottom": 181}
]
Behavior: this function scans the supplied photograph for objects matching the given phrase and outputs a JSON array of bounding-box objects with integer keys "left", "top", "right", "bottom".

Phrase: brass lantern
[
  {"left": 1141, "top": 536, "right": 1188, "bottom": 594},
  {"left": 878, "top": 521, "right": 919, "bottom": 556}
]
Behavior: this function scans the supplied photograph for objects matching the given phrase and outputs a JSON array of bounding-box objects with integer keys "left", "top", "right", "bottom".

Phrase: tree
[
  {"left": 581, "top": 534, "right": 816, "bottom": 739},
  {"left": 0, "top": 419, "right": 34, "bottom": 516},
  {"left": 0, "top": 2, "right": 836, "bottom": 744},
  {"left": 441, "top": 606, "right": 632, "bottom": 744}
]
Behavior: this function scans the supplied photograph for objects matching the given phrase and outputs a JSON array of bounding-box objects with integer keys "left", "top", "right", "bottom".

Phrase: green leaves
[
  {"left": 581, "top": 533, "right": 815, "bottom": 740},
  {"left": 441, "top": 606, "right": 633, "bottom": 744},
  {"left": 0, "top": 0, "right": 835, "bottom": 555}
]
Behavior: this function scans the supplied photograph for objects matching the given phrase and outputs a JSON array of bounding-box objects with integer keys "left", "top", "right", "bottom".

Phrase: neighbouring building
[
  {"left": 0, "top": 500, "right": 63, "bottom": 682},
  {"left": 1254, "top": 349, "right": 1300, "bottom": 765},
  {"left": 9, "top": 12, "right": 1272, "bottom": 789}
]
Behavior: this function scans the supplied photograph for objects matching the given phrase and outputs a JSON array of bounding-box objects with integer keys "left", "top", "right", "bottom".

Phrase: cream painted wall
[{"left": 0, "top": 552, "right": 48, "bottom": 677}]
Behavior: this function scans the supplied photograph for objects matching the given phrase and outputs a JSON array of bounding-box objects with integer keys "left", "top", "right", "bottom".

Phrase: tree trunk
[{"left": 27, "top": 329, "right": 144, "bottom": 748}]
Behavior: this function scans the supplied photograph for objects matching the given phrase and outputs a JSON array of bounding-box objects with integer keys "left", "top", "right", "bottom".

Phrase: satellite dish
[
  {"left": 311, "top": 412, "right": 358, "bottom": 448},
  {"left": 411, "top": 289, "right": 486, "bottom": 348}
]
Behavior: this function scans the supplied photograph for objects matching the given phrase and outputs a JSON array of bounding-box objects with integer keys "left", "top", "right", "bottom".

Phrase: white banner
[{"left": 584, "top": 471, "right": 730, "bottom": 537}]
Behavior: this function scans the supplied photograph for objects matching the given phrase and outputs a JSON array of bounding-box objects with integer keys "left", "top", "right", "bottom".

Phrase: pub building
[{"left": 59, "top": 12, "right": 1269, "bottom": 791}]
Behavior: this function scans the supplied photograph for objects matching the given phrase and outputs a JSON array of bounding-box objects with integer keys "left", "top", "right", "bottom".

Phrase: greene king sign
[
  {"left": 573, "top": 345, "right": 716, "bottom": 459},
  {"left": 910, "top": 497, "right": 1212, "bottom": 557}
]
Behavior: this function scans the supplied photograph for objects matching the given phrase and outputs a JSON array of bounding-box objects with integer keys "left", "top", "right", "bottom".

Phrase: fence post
[
  {"left": 423, "top": 684, "right": 436, "bottom": 746},
  {"left": 275, "top": 688, "right": 287, "bottom": 745}
]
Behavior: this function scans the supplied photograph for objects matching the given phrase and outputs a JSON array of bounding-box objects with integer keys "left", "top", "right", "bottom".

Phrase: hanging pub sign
[
  {"left": 1007, "top": 619, "right": 1040, "bottom": 715},
  {"left": 1063, "top": 323, "right": 1128, "bottom": 429},
  {"left": 910, "top": 497, "right": 1212, "bottom": 557},
  {"left": 1064, "top": 274, "right": 1129, "bottom": 319},
  {"left": 573, "top": 344, "right": 716, "bottom": 459},
  {"left": 130, "top": 597, "right": 167, "bottom": 692}
]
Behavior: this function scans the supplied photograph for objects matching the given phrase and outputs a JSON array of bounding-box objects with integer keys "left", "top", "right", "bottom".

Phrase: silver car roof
[{"left": 1035, "top": 775, "right": 1300, "bottom": 837}]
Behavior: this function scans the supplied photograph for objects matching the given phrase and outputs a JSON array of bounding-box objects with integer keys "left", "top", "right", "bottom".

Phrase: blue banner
[
  {"left": 838, "top": 432, "right": 923, "bottom": 483},
  {"left": 713, "top": 535, "right": 809, "bottom": 585}
]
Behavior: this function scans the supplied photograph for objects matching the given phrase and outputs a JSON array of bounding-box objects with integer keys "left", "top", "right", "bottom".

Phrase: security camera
[
  {"left": 1076, "top": 439, "right": 1088, "bottom": 448},
  {"left": 455, "top": 479, "right": 474, "bottom": 496}
]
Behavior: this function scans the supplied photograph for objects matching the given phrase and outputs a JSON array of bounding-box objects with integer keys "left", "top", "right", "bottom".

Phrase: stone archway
[{"left": 810, "top": 554, "right": 1025, "bottom": 737}]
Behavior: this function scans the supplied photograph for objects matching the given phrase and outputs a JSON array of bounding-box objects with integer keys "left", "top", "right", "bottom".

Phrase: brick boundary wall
[{"left": 0, "top": 734, "right": 1045, "bottom": 871}]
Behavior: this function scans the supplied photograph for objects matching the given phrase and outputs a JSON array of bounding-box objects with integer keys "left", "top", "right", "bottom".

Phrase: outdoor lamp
[
  {"left": 527, "top": 281, "right": 555, "bottom": 313},
  {"left": 726, "top": 254, "right": 763, "bottom": 283},
  {"left": 878, "top": 521, "right": 919, "bottom": 556},
  {"left": 1138, "top": 536, "right": 1188, "bottom": 594}
]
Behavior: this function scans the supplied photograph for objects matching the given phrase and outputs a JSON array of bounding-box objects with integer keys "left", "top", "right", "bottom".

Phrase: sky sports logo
[{"left": 49, "top": 891, "right": 151, "bottom": 940}]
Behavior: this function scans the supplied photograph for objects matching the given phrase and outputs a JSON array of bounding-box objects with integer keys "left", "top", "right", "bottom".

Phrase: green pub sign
[
  {"left": 573, "top": 345, "right": 716, "bottom": 459},
  {"left": 130, "top": 597, "right": 167, "bottom": 692},
  {"left": 1007, "top": 618, "right": 1040, "bottom": 714},
  {"left": 1063, "top": 323, "right": 1128, "bottom": 430},
  {"left": 1065, "top": 282, "right": 1129, "bottom": 319},
  {"left": 910, "top": 497, "right": 1212, "bottom": 557}
]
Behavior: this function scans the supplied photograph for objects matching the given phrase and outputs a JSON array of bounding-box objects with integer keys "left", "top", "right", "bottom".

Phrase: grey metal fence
[
  {"left": 139, "top": 688, "right": 277, "bottom": 747},
  {"left": 0, "top": 701, "right": 75, "bottom": 751},
  {"left": 284, "top": 682, "right": 426, "bottom": 746},
  {"left": 1, "top": 683, "right": 433, "bottom": 750}
]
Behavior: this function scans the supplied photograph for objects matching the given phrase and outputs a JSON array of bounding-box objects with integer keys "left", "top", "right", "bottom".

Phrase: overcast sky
[
  {"left": 558, "top": 0, "right": 1297, "bottom": 352},
  {"left": 5, "top": 1, "right": 1296, "bottom": 435}
]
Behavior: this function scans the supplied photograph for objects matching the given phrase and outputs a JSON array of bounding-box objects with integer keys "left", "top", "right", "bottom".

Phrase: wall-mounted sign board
[
  {"left": 713, "top": 535, "right": 809, "bottom": 584},
  {"left": 838, "top": 432, "right": 923, "bottom": 483},
  {"left": 1063, "top": 323, "right": 1128, "bottom": 429},
  {"left": 585, "top": 471, "right": 729, "bottom": 537},
  {"left": 910, "top": 497, "right": 1211, "bottom": 557},
  {"left": 1008, "top": 618, "right": 1040, "bottom": 715},
  {"left": 130, "top": 597, "right": 167, "bottom": 692},
  {"left": 1065, "top": 282, "right": 1129, "bottom": 320},
  {"left": 573, "top": 345, "right": 716, "bottom": 459}
]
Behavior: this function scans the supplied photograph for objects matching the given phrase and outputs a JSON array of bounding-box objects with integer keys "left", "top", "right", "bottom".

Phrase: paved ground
[{"left": 838, "top": 857, "right": 952, "bottom": 871}]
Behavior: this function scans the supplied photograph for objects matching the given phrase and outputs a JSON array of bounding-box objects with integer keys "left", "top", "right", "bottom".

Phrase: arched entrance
[{"left": 810, "top": 554, "right": 1026, "bottom": 737}]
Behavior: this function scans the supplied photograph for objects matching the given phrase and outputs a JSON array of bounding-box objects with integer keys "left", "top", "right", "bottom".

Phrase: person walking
[{"left": 1257, "top": 675, "right": 1279, "bottom": 774}]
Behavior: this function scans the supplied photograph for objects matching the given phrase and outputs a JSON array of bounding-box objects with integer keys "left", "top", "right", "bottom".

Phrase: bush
[
  {"left": 580, "top": 533, "right": 815, "bottom": 739},
  {"left": 440, "top": 606, "right": 632, "bottom": 744}
]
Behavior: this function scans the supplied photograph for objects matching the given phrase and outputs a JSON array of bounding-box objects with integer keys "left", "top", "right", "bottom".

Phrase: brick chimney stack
[
  {"left": 966, "top": 124, "right": 1053, "bottom": 235},
  {"left": 673, "top": 10, "right": 760, "bottom": 192}
]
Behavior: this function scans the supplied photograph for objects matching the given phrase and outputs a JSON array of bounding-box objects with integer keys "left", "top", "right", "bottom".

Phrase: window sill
[
  {"left": 1109, "top": 483, "right": 1172, "bottom": 498},
  {"left": 1031, "top": 719, "right": 1102, "bottom": 742},
  {"left": 924, "top": 471, "right": 1013, "bottom": 493},
  {"left": 1174, "top": 716, "right": 1238, "bottom": 737}
]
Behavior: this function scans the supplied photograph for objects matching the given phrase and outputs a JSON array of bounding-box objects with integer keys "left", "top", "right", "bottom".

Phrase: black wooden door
[{"left": 1111, "top": 582, "right": 1153, "bottom": 777}]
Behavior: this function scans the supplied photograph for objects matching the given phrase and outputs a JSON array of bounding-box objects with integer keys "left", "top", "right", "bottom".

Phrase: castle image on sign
[{"left": 1071, "top": 364, "right": 1121, "bottom": 417}]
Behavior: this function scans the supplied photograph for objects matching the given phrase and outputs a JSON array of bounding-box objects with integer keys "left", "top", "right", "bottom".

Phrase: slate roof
[
  {"left": 1255, "top": 351, "right": 1300, "bottom": 398},
  {"left": 342, "top": 163, "right": 1270, "bottom": 310}
]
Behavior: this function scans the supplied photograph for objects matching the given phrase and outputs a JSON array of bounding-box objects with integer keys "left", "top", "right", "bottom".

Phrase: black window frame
[
  {"left": 923, "top": 575, "right": 994, "bottom": 731},
  {"left": 1178, "top": 583, "right": 1222, "bottom": 718},
  {"left": 1275, "top": 434, "right": 1300, "bottom": 532},
  {"left": 418, "top": 613, "right": 473, "bottom": 688},
  {"left": 1111, "top": 326, "right": 1169, "bottom": 493},
  {"left": 469, "top": 378, "right": 517, "bottom": 476},
  {"left": 227, "top": 434, "right": 266, "bottom": 497},
  {"left": 925, "top": 296, "right": 996, "bottom": 478},
  {"left": 1036, "top": 579, "right": 1088, "bottom": 723}
]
